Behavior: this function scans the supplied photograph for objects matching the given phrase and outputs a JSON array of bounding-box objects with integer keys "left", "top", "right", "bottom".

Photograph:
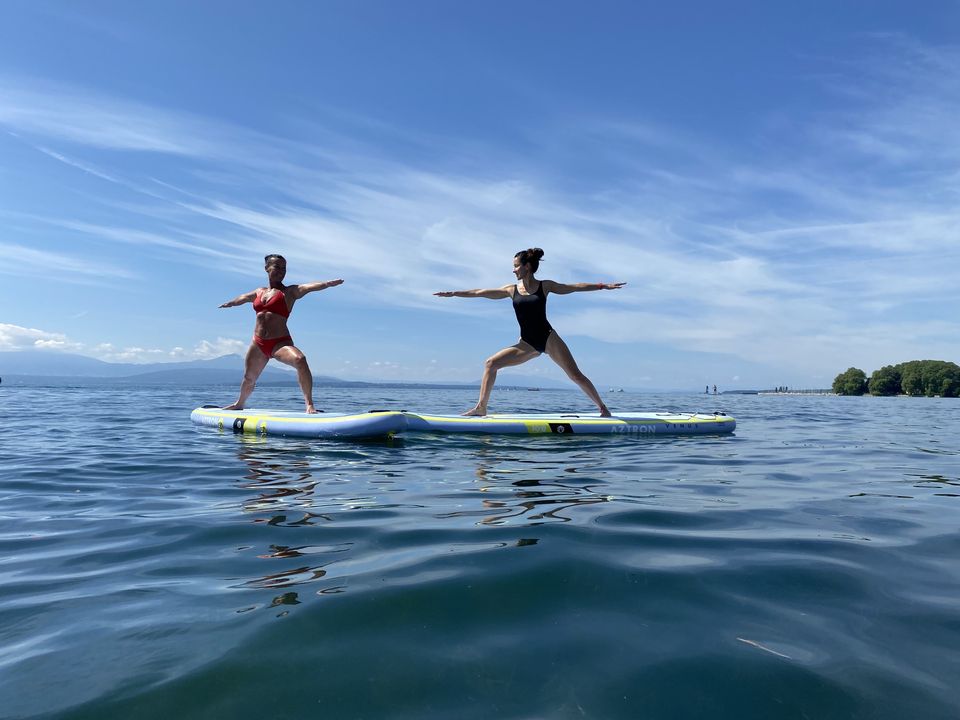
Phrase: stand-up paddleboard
[
  {"left": 401, "top": 411, "right": 735, "bottom": 436},
  {"left": 190, "top": 406, "right": 406, "bottom": 439}
]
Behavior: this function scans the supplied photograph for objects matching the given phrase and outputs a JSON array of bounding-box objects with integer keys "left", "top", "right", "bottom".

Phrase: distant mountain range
[
  {"left": 0, "top": 351, "right": 296, "bottom": 386},
  {"left": 0, "top": 350, "right": 568, "bottom": 389},
  {"left": 1, "top": 350, "right": 249, "bottom": 376}
]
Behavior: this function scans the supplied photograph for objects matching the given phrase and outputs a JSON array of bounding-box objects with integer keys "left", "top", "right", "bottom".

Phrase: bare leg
[
  {"left": 224, "top": 343, "right": 270, "bottom": 410},
  {"left": 544, "top": 333, "right": 611, "bottom": 417},
  {"left": 464, "top": 343, "right": 540, "bottom": 416},
  {"left": 273, "top": 345, "right": 317, "bottom": 413}
]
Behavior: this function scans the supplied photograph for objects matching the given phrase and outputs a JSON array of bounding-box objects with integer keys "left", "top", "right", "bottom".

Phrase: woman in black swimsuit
[{"left": 435, "top": 248, "right": 625, "bottom": 416}]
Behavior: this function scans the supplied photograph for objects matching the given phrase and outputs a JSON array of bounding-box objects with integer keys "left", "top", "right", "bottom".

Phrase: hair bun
[{"left": 514, "top": 247, "right": 544, "bottom": 273}]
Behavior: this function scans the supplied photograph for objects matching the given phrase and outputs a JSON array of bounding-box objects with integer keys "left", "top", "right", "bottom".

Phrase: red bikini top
[{"left": 253, "top": 288, "right": 291, "bottom": 318}]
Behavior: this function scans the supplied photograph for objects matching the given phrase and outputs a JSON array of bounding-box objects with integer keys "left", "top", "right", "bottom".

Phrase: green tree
[
  {"left": 833, "top": 367, "right": 867, "bottom": 395},
  {"left": 839, "top": 360, "right": 960, "bottom": 398},
  {"left": 900, "top": 364, "right": 924, "bottom": 396},
  {"left": 892, "top": 360, "right": 960, "bottom": 397},
  {"left": 917, "top": 360, "right": 960, "bottom": 397},
  {"left": 868, "top": 365, "right": 901, "bottom": 396},
  {"left": 937, "top": 366, "right": 960, "bottom": 397}
]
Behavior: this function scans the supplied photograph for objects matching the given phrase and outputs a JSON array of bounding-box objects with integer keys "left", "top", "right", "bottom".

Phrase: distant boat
[{"left": 527, "top": 387, "right": 540, "bottom": 391}]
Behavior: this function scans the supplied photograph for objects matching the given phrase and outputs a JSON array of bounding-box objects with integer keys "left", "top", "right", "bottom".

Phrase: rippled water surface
[{"left": 2, "top": 385, "right": 960, "bottom": 719}]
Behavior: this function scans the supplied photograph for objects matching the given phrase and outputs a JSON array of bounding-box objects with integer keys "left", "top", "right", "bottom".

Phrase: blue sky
[{"left": 2, "top": 1, "right": 959, "bottom": 389}]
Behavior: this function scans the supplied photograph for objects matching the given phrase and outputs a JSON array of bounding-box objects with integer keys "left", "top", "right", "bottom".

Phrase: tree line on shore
[{"left": 832, "top": 360, "right": 960, "bottom": 397}]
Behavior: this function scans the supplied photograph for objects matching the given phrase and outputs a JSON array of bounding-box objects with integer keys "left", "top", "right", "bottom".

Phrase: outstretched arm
[
  {"left": 219, "top": 290, "right": 258, "bottom": 308},
  {"left": 542, "top": 280, "right": 626, "bottom": 295},
  {"left": 434, "top": 285, "right": 512, "bottom": 300},
  {"left": 289, "top": 279, "right": 344, "bottom": 300}
]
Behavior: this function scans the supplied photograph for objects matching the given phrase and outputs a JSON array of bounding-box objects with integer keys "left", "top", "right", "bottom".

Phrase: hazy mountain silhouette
[{"left": 0, "top": 350, "right": 565, "bottom": 388}]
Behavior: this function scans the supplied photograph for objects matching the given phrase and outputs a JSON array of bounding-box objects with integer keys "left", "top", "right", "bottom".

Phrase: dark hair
[
  {"left": 264, "top": 254, "right": 286, "bottom": 265},
  {"left": 514, "top": 247, "right": 544, "bottom": 273}
]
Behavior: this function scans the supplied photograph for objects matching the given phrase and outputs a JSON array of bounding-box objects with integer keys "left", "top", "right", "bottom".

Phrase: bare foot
[
  {"left": 461, "top": 406, "right": 487, "bottom": 417},
  {"left": 599, "top": 408, "right": 612, "bottom": 418},
  {"left": 223, "top": 402, "right": 244, "bottom": 410},
  {"left": 305, "top": 405, "right": 319, "bottom": 414}
]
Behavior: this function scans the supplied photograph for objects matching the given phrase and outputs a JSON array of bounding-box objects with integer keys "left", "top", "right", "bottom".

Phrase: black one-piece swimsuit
[{"left": 512, "top": 282, "right": 553, "bottom": 353}]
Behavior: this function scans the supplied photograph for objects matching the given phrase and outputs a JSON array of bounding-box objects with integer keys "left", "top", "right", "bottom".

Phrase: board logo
[
  {"left": 232, "top": 417, "right": 246, "bottom": 433},
  {"left": 612, "top": 424, "right": 658, "bottom": 434},
  {"left": 549, "top": 423, "right": 573, "bottom": 434}
]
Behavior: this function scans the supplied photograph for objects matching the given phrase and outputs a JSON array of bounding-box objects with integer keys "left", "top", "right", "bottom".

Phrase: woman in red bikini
[{"left": 219, "top": 254, "right": 343, "bottom": 413}]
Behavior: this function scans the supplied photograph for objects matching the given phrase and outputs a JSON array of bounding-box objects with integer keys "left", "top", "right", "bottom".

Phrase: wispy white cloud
[
  {"left": 0, "top": 78, "right": 222, "bottom": 155},
  {"left": 92, "top": 336, "right": 247, "bottom": 363},
  {"left": 33, "top": 145, "right": 120, "bottom": 183},
  {"left": 0, "top": 323, "right": 83, "bottom": 352},
  {"left": 1, "top": 324, "right": 245, "bottom": 363},
  {"left": 0, "top": 242, "right": 136, "bottom": 281},
  {"left": 811, "top": 36, "right": 960, "bottom": 169},
  {"left": 180, "top": 337, "right": 248, "bottom": 360},
  {"left": 1, "top": 33, "right": 959, "bottom": 380},
  {"left": 48, "top": 219, "right": 247, "bottom": 262}
]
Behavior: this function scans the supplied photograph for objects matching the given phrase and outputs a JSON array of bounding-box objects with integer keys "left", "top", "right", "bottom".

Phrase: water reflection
[
  {"left": 231, "top": 436, "right": 623, "bottom": 528},
  {"left": 240, "top": 564, "right": 328, "bottom": 589},
  {"left": 226, "top": 435, "right": 634, "bottom": 607},
  {"left": 236, "top": 441, "right": 320, "bottom": 515},
  {"left": 909, "top": 473, "right": 960, "bottom": 488},
  {"left": 269, "top": 592, "right": 300, "bottom": 607},
  {"left": 466, "top": 445, "right": 616, "bottom": 525},
  {"left": 473, "top": 490, "right": 610, "bottom": 525}
]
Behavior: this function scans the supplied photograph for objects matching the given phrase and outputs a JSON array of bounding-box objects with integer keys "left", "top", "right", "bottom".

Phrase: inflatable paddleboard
[
  {"left": 190, "top": 406, "right": 406, "bottom": 439},
  {"left": 401, "top": 411, "right": 735, "bottom": 436}
]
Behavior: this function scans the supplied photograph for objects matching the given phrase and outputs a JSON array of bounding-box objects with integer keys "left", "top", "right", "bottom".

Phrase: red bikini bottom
[{"left": 253, "top": 334, "right": 292, "bottom": 358}]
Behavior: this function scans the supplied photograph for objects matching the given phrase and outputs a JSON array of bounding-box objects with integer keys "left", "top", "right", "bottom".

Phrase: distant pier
[{"left": 757, "top": 389, "right": 835, "bottom": 396}]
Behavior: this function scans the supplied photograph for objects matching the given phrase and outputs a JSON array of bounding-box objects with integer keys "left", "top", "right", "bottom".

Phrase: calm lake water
[{"left": 2, "top": 385, "right": 959, "bottom": 719}]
